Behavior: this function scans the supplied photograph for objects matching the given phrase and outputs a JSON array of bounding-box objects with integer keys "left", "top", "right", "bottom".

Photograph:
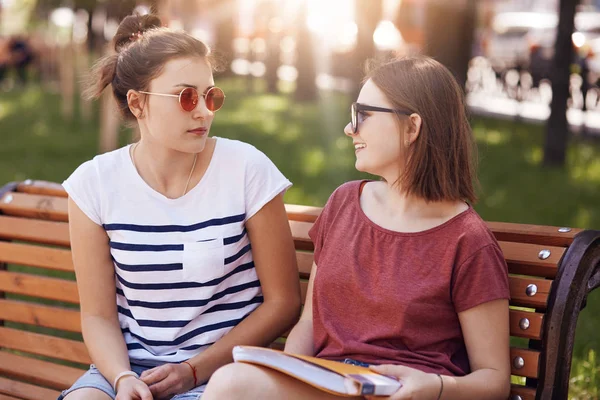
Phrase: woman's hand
[
  {"left": 365, "top": 364, "right": 442, "bottom": 400},
  {"left": 115, "top": 375, "right": 153, "bottom": 400},
  {"left": 139, "top": 363, "right": 195, "bottom": 399}
]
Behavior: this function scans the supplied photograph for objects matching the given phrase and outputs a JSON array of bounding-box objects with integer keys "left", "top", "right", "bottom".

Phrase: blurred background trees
[{"left": 2, "top": 0, "right": 595, "bottom": 166}]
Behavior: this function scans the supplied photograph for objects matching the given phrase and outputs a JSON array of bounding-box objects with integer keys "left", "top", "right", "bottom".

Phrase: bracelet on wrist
[
  {"left": 435, "top": 373, "right": 444, "bottom": 400},
  {"left": 113, "top": 370, "right": 139, "bottom": 391},
  {"left": 183, "top": 361, "right": 198, "bottom": 387}
]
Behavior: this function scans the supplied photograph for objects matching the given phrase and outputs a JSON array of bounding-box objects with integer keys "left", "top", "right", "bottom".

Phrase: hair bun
[{"left": 114, "top": 14, "right": 162, "bottom": 52}]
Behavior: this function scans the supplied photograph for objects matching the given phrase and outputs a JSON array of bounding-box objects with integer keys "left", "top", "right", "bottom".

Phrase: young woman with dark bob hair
[
  {"left": 59, "top": 13, "right": 300, "bottom": 400},
  {"left": 202, "top": 56, "right": 511, "bottom": 400}
]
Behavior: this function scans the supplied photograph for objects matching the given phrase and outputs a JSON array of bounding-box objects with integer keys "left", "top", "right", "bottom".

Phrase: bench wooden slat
[
  {"left": 510, "top": 384, "right": 536, "bottom": 400},
  {"left": 0, "top": 327, "right": 91, "bottom": 365},
  {"left": 0, "top": 299, "right": 81, "bottom": 332},
  {"left": 501, "top": 242, "right": 563, "bottom": 278},
  {"left": 0, "top": 351, "right": 82, "bottom": 390},
  {"left": 0, "top": 271, "right": 79, "bottom": 303},
  {"left": 0, "top": 376, "right": 61, "bottom": 400},
  {"left": 17, "top": 181, "right": 67, "bottom": 198},
  {"left": 0, "top": 242, "right": 74, "bottom": 272},
  {"left": 290, "top": 220, "right": 313, "bottom": 251},
  {"left": 296, "top": 251, "right": 313, "bottom": 277},
  {"left": 489, "top": 221, "right": 581, "bottom": 247},
  {"left": 285, "top": 204, "right": 322, "bottom": 223},
  {"left": 509, "top": 309, "right": 544, "bottom": 341},
  {"left": 509, "top": 276, "right": 551, "bottom": 310},
  {"left": 0, "top": 192, "right": 68, "bottom": 222},
  {"left": 510, "top": 348, "right": 540, "bottom": 379},
  {"left": 0, "top": 216, "right": 70, "bottom": 247}
]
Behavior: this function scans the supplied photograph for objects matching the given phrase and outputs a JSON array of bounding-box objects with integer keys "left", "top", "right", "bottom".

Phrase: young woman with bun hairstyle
[
  {"left": 202, "top": 56, "right": 511, "bottom": 400},
  {"left": 59, "top": 14, "right": 300, "bottom": 400}
]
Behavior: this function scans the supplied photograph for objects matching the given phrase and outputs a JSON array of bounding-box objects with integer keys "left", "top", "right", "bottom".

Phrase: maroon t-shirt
[{"left": 308, "top": 181, "right": 510, "bottom": 376}]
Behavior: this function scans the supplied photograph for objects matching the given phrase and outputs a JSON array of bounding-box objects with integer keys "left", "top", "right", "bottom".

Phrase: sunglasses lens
[
  {"left": 180, "top": 87, "right": 199, "bottom": 112},
  {"left": 205, "top": 87, "right": 225, "bottom": 111}
]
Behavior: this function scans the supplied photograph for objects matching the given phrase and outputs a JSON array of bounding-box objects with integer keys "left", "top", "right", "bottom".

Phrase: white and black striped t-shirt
[{"left": 63, "top": 137, "right": 292, "bottom": 366}]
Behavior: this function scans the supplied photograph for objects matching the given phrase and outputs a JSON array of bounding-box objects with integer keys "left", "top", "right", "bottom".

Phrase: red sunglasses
[{"left": 139, "top": 86, "right": 225, "bottom": 112}]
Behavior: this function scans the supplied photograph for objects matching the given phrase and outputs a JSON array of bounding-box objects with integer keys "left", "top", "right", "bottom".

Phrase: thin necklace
[{"left": 131, "top": 143, "right": 198, "bottom": 197}]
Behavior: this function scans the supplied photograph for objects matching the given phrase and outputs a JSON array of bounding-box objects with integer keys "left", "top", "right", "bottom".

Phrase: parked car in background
[
  {"left": 484, "top": 12, "right": 557, "bottom": 73},
  {"left": 484, "top": 10, "right": 600, "bottom": 79}
]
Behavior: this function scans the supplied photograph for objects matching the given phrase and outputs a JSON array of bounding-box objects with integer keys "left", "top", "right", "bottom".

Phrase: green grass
[
  {"left": 1, "top": 78, "right": 600, "bottom": 396},
  {"left": 472, "top": 117, "right": 600, "bottom": 229}
]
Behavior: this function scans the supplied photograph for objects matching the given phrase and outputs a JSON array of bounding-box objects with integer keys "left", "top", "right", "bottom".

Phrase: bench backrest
[{"left": 0, "top": 180, "right": 599, "bottom": 400}]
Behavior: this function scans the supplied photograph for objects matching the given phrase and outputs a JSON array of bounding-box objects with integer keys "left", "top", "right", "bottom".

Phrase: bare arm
[
  {"left": 187, "top": 194, "right": 302, "bottom": 383},
  {"left": 440, "top": 299, "right": 511, "bottom": 399},
  {"left": 68, "top": 198, "right": 132, "bottom": 385},
  {"left": 284, "top": 262, "right": 317, "bottom": 355}
]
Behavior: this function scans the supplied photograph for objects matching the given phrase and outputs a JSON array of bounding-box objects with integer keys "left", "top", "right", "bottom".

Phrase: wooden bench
[{"left": 0, "top": 180, "right": 599, "bottom": 400}]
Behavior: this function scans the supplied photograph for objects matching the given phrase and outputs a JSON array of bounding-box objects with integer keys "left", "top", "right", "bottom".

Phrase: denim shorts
[{"left": 57, "top": 364, "right": 206, "bottom": 400}]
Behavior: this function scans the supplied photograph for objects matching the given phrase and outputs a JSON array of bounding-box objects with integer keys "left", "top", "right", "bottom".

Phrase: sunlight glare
[
  {"left": 250, "top": 62, "right": 267, "bottom": 77},
  {"left": 50, "top": 7, "right": 75, "bottom": 28},
  {"left": 233, "top": 37, "right": 251, "bottom": 55},
  {"left": 572, "top": 32, "right": 586, "bottom": 48},
  {"left": 278, "top": 65, "right": 299, "bottom": 81},
  {"left": 373, "top": 20, "right": 403, "bottom": 51},
  {"left": 231, "top": 59, "right": 251, "bottom": 75},
  {"left": 305, "top": 0, "right": 356, "bottom": 50}
]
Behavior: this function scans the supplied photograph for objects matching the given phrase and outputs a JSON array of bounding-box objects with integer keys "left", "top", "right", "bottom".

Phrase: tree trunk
[
  {"left": 265, "top": 33, "right": 281, "bottom": 93},
  {"left": 213, "top": 0, "right": 236, "bottom": 77},
  {"left": 543, "top": 0, "right": 578, "bottom": 167},
  {"left": 423, "top": 0, "right": 476, "bottom": 88},
  {"left": 264, "top": 1, "right": 281, "bottom": 94},
  {"left": 352, "top": 0, "right": 382, "bottom": 97},
  {"left": 59, "top": 44, "right": 75, "bottom": 121},
  {"left": 294, "top": 1, "right": 317, "bottom": 102}
]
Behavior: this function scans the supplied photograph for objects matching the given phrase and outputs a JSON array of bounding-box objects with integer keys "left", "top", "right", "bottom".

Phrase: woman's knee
[
  {"left": 61, "top": 387, "right": 112, "bottom": 400},
  {"left": 203, "top": 363, "right": 264, "bottom": 398}
]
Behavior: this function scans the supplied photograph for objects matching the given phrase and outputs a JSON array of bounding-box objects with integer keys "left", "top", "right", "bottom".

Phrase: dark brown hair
[
  {"left": 365, "top": 56, "right": 478, "bottom": 204},
  {"left": 84, "top": 14, "right": 224, "bottom": 120}
]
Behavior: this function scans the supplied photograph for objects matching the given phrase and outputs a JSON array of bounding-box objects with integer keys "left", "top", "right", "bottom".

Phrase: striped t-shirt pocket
[{"left": 182, "top": 238, "right": 225, "bottom": 283}]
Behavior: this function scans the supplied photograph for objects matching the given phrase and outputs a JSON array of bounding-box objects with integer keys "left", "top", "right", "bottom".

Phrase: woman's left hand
[
  {"left": 140, "top": 362, "right": 195, "bottom": 399},
  {"left": 365, "top": 364, "right": 442, "bottom": 400}
]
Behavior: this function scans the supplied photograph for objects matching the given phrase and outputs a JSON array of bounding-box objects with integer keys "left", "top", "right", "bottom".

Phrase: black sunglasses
[{"left": 350, "top": 102, "right": 412, "bottom": 134}]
